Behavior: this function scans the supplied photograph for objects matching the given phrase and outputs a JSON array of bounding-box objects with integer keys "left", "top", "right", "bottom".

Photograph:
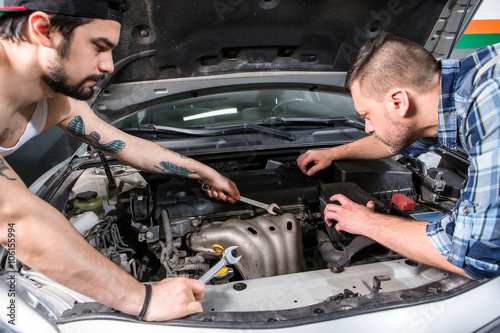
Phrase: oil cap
[{"left": 76, "top": 191, "right": 98, "bottom": 201}]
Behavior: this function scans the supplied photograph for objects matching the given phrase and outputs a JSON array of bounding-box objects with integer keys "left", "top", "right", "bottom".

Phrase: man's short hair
[
  {"left": 345, "top": 32, "right": 441, "bottom": 100},
  {"left": 0, "top": 0, "right": 129, "bottom": 45}
]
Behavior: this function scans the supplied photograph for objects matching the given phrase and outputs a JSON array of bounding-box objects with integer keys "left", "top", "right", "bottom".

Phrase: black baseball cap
[{"left": 0, "top": 0, "right": 123, "bottom": 23}]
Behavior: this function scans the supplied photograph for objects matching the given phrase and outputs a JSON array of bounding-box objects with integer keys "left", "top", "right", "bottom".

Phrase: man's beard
[
  {"left": 42, "top": 61, "right": 104, "bottom": 101},
  {"left": 374, "top": 114, "right": 417, "bottom": 154}
]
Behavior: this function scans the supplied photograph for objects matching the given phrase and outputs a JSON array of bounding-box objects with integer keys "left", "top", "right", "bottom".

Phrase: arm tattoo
[
  {"left": 154, "top": 161, "right": 196, "bottom": 177},
  {"left": 67, "top": 115, "right": 125, "bottom": 154},
  {"left": 0, "top": 159, "right": 16, "bottom": 181}
]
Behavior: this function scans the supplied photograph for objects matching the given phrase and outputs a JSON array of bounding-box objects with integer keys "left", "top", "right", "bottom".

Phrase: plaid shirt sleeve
[{"left": 426, "top": 77, "right": 500, "bottom": 280}]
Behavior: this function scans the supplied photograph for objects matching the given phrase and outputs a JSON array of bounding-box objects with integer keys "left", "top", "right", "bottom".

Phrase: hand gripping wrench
[
  {"left": 200, "top": 182, "right": 281, "bottom": 215},
  {"left": 239, "top": 196, "right": 280, "bottom": 215},
  {"left": 199, "top": 246, "right": 242, "bottom": 284}
]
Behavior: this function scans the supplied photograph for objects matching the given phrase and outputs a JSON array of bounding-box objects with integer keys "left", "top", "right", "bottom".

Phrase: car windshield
[{"left": 113, "top": 89, "right": 357, "bottom": 129}]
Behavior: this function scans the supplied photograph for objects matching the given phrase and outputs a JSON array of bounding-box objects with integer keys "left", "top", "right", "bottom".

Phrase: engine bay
[{"left": 60, "top": 149, "right": 464, "bottom": 285}]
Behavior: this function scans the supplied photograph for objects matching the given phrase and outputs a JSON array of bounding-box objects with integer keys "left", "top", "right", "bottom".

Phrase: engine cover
[{"left": 187, "top": 213, "right": 304, "bottom": 280}]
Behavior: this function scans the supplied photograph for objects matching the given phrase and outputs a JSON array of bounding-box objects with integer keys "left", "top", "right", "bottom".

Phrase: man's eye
[{"left": 95, "top": 44, "right": 106, "bottom": 52}]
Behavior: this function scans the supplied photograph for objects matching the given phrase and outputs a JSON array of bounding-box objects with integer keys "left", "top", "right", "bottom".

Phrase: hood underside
[{"left": 107, "top": 0, "right": 480, "bottom": 84}]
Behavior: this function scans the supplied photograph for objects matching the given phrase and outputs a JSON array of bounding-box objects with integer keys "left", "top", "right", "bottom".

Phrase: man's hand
[
  {"left": 324, "top": 194, "right": 470, "bottom": 278},
  {"left": 144, "top": 278, "right": 206, "bottom": 321},
  {"left": 297, "top": 137, "right": 399, "bottom": 176},
  {"left": 324, "top": 194, "right": 376, "bottom": 235},
  {"left": 297, "top": 149, "right": 333, "bottom": 176},
  {"left": 200, "top": 169, "right": 240, "bottom": 203}
]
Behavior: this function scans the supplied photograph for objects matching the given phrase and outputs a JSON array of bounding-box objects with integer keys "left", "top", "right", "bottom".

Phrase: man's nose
[
  {"left": 98, "top": 52, "right": 115, "bottom": 74},
  {"left": 364, "top": 119, "right": 375, "bottom": 134}
]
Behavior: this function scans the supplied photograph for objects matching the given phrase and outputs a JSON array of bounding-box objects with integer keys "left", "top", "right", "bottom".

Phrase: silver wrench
[
  {"left": 199, "top": 246, "right": 242, "bottom": 284},
  {"left": 200, "top": 182, "right": 280, "bottom": 215},
  {"left": 240, "top": 196, "right": 280, "bottom": 215}
]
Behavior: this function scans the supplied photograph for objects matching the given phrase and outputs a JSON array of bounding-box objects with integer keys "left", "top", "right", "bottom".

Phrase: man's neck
[{"left": 411, "top": 84, "right": 440, "bottom": 139}]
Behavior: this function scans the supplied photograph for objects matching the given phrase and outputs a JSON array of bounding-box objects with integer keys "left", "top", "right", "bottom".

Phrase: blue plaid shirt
[{"left": 403, "top": 43, "right": 500, "bottom": 280}]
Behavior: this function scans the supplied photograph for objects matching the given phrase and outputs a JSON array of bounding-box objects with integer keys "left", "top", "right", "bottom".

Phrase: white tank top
[{"left": 0, "top": 99, "right": 48, "bottom": 157}]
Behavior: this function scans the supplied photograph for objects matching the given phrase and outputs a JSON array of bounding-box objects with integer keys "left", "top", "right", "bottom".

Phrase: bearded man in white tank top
[{"left": 0, "top": 0, "right": 241, "bottom": 321}]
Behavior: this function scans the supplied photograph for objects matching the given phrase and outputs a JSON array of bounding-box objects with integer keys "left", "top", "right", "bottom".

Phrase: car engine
[{"left": 61, "top": 150, "right": 464, "bottom": 284}]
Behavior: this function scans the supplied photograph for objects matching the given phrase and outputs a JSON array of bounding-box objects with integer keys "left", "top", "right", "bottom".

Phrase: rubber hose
[{"left": 303, "top": 224, "right": 345, "bottom": 264}]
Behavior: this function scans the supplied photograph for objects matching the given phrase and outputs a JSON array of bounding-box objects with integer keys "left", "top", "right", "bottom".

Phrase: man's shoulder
[
  {"left": 46, "top": 94, "right": 74, "bottom": 126},
  {"left": 47, "top": 93, "right": 71, "bottom": 111},
  {"left": 46, "top": 94, "right": 93, "bottom": 125},
  {"left": 472, "top": 43, "right": 500, "bottom": 61},
  {"left": 450, "top": 43, "right": 500, "bottom": 105},
  {"left": 458, "top": 43, "right": 500, "bottom": 77}
]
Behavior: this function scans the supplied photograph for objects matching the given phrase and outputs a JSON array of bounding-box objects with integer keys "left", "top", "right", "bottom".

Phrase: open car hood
[{"left": 105, "top": 0, "right": 481, "bottom": 85}]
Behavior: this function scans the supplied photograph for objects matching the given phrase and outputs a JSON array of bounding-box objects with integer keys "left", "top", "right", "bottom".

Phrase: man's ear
[
  {"left": 28, "top": 12, "right": 52, "bottom": 47},
  {"left": 384, "top": 88, "right": 410, "bottom": 118}
]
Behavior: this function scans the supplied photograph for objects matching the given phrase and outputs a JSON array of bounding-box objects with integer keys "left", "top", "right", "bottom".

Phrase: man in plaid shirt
[{"left": 297, "top": 32, "right": 500, "bottom": 280}]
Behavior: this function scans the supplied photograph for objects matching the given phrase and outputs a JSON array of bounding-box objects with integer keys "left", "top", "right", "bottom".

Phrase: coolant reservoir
[
  {"left": 69, "top": 211, "right": 99, "bottom": 236},
  {"left": 73, "top": 191, "right": 105, "bottom": 222}
]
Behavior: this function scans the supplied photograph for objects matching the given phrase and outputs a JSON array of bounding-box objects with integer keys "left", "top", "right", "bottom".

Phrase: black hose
[
  {"left": 160, "top": 209, "right": 178, "bottom": 279},
  {"left": 161, "top": 210, "right": 174, "bottom": 259},
  {"left": 303, "top": 224, "right": 345, "bottom": 264},
  {"left": 97, "top": 150, "right": 117, "bottom": 191}
]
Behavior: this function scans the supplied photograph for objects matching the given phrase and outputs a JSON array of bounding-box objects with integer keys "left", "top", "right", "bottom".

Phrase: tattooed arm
[
  {"left": 0, "top": 154, "right": 206, "bottom": 321},
  {"left": 0, "top": 156, "right": 147, "bottom": 315},
  {"left": 54, "top": 96, "right": 240, "bottom": 202}
]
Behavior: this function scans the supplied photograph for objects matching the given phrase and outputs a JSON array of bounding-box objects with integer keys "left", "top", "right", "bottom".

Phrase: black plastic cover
[
  {"left": 319, "top": 182, "right": 384, "bottom": 245},
  {"left": 332, "top": 158, "right": 415, "bottom": 204}
]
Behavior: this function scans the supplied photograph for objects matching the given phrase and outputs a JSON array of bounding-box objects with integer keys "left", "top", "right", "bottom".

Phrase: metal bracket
[{"left": 371, "top": 275, "right": 391, "bottom": 295}]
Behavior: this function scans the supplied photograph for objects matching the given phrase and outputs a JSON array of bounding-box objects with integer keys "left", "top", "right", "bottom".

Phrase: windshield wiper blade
[
  {"left": 123, "top": 123, "right": 296, "bottom": 141},
  {"left": 262, "top": 116, "right": 365, "bottom": 129}
]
